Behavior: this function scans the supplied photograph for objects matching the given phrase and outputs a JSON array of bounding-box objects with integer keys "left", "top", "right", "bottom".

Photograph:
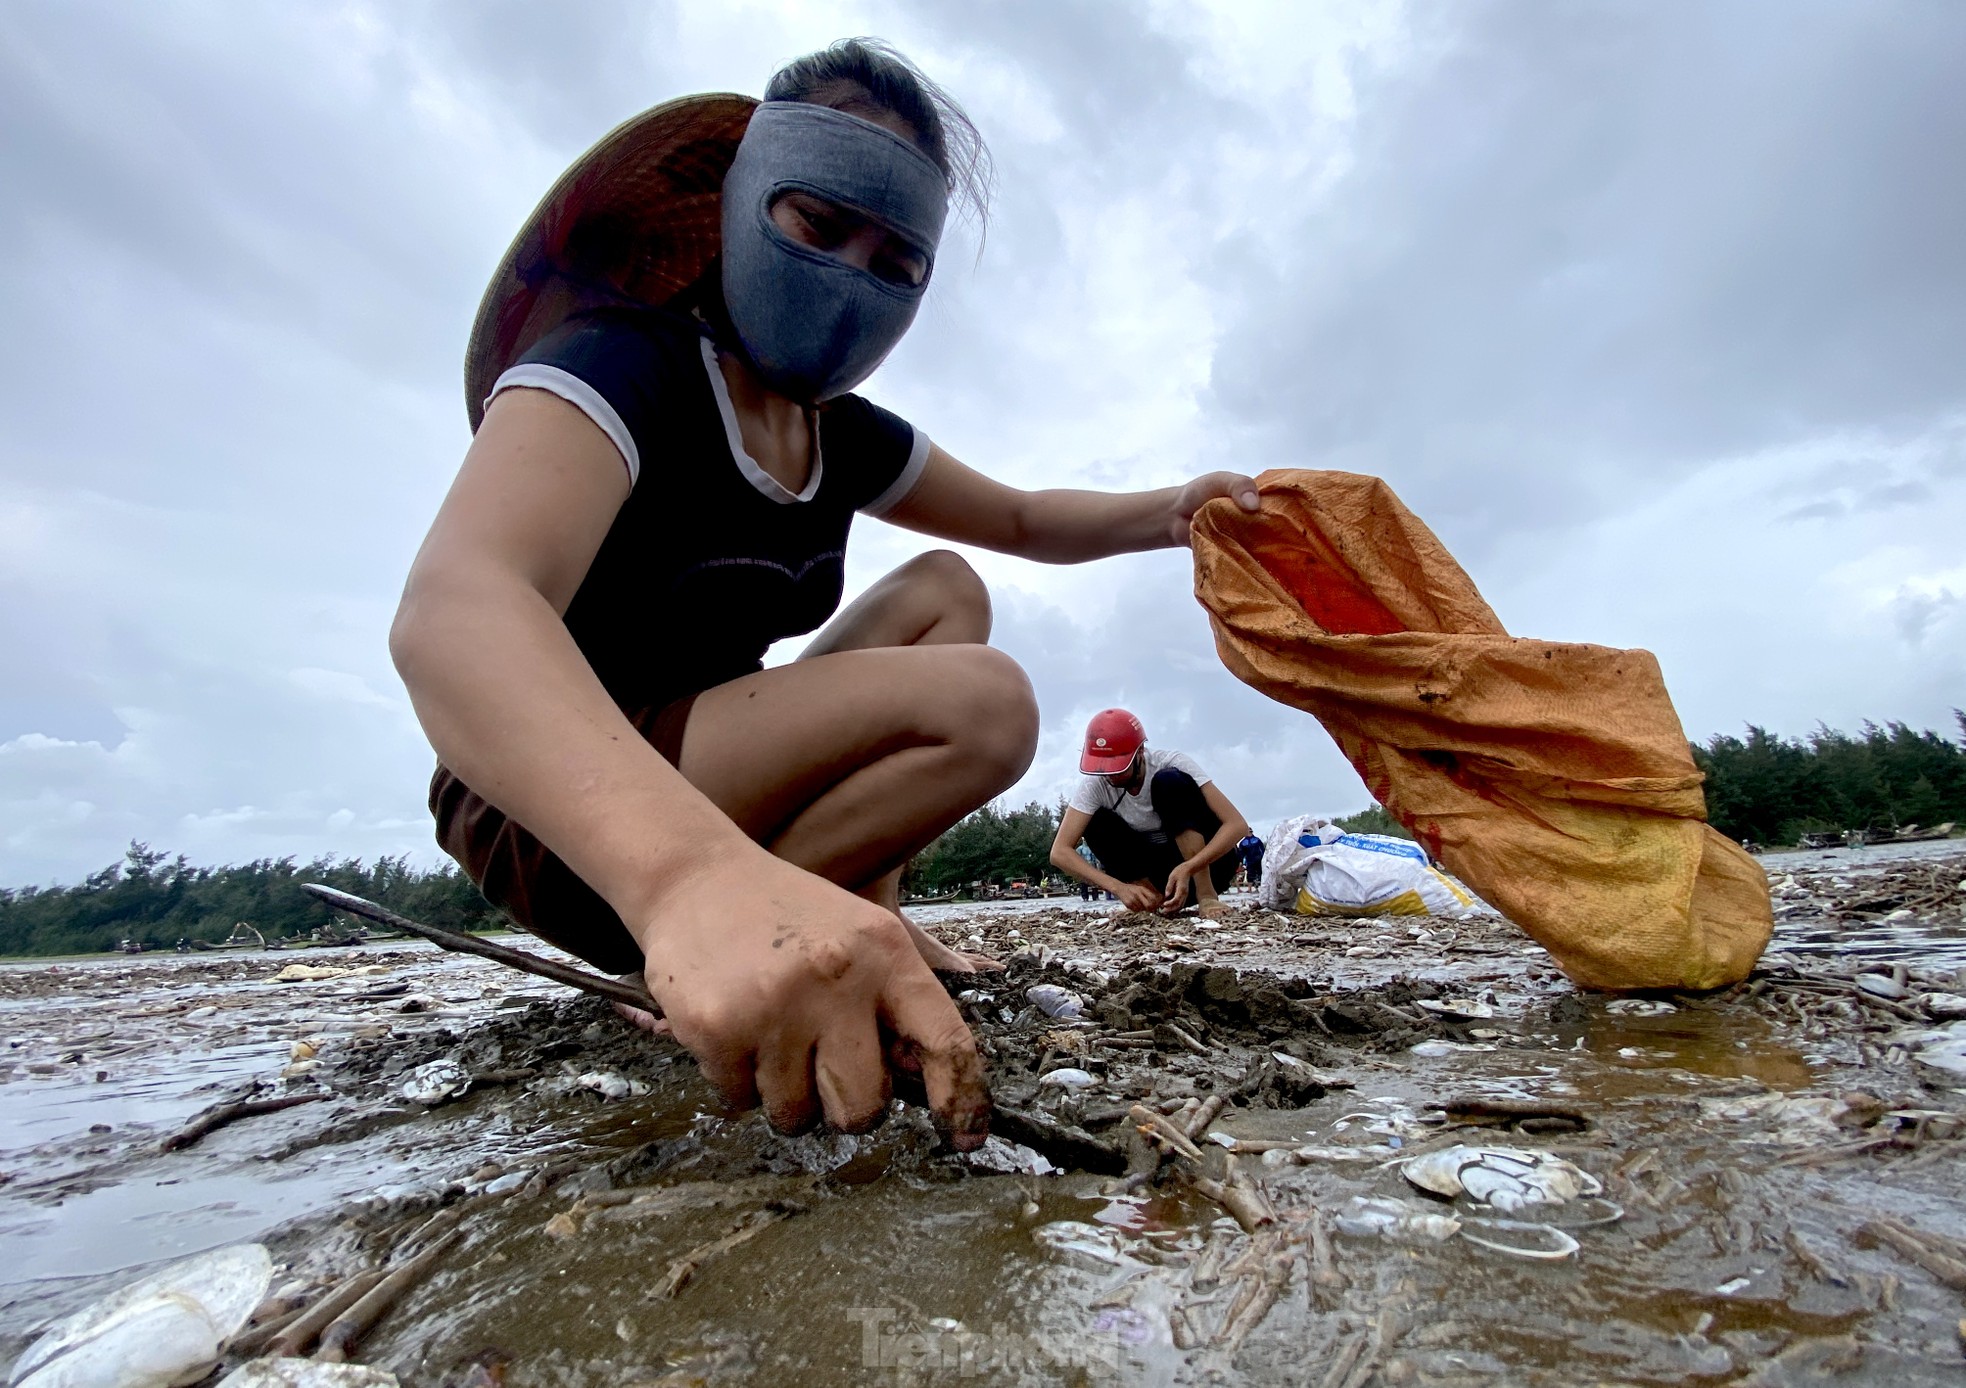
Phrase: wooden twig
[
  {"left": 267, "top": 1269, "right": 386, "bottom": 1358},
  {"left": 1129, "top": 1104, "right": 1208, "bottom": 1163},
  {"left": 655, "top": 1206, "right": 793, "bottom": 1298},
  {"left": 160, "top": 1091, "right": 329, "bottom": 1152},
  {"left": 1185, "top": 1094, "right": 1228, "bottom": 1142},
  {"left": 300, "top": 884, "right": 659, "bottom": 1015},
  {"left": 1864, "top": 1219, "right": 1966, "bottom": 1291},
  {"left": 315, "top": 1229, "right": 463, "bottom": 1362}
]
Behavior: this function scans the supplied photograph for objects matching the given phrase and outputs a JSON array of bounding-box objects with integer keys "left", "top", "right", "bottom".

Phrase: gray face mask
[{"left": 720, "top": 101, "right": 948, "bottom": 402}]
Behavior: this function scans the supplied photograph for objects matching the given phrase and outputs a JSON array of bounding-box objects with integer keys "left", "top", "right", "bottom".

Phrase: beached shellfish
[
  {"left": 1024, "top": 985, "right": 1083, "bottom": 1019},
  {"left": 1604, "top": 999, "right": 1676, "bottom": 1017},
  {"left": 573, "top": 1070, "right": 649, "bottom": 1100},
  {"left": 11, "top": 1244, "right": 272, "bottom": 1388},
  {"left": 1333, "top": 1196, "right": 1461, "bottom": 1242},
  {"left": 1401, "top": 1145, "right": 1601, "bottom": 1212},
  {"left": 1457, "top": 1217, "right": 1581, "bottom": 1260},
  {"left": 1037, "top": 1067, "right": 1098, "bottom": 1090},
  {"left": 398, "top": 1059, "right": 471, "bottom": 1106},
  {"left": 215, "top": 1362, "right": 400, "bottom": 1387}
]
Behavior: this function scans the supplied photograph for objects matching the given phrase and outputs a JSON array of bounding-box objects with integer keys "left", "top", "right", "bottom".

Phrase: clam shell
[
  {"left": 215, "top": 1363, "right": 400, "bottom": 1387},
  {"left": 398, "top": 1059, "right": 471, "bottom": 1106},
  {"left": 1025, "top": 985, "right": 1083, "bottom": 1019},
  {"left": 1037, "top": 1067, "right": 1098, "bottom": 1090},
  {"left": 1416, "top": 998, "right": 1498, "bottom": 1021},
  {"left": 1604, "top": 999, "right": 1677, "bottom": 1017},
  {"left": 12, "top": 1244, "right": 271, "bottom": 1388},
  {"left": 1457, "top": 1218, "right": 1581, "bottom": 1260},
  {"left": 1400, "top": 1145, "right": 1600, "bottom": 1211}
]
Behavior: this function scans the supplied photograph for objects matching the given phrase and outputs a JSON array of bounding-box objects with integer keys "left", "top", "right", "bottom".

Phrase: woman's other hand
[{"left": 1167, "top": 472, "right": 1262, "bottom": 547}]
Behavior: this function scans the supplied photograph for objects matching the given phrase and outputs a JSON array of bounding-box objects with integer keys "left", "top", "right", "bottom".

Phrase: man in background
[{"left": 1048, "top": 709, "right": 1250, "bottom": 918}]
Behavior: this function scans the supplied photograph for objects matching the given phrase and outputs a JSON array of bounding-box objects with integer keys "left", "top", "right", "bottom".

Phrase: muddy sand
[{"left": 3, "top": 842, "right": 1965, "bottom": 1385}]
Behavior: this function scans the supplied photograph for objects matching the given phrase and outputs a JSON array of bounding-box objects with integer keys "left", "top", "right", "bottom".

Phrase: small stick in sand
[
  {"left": 655, "top": 1206, "right": 794, "bottom": 1299},
  {"left": 267, "top": 1269, "right": 387, "bottom": 1358},
  {"left": 160, "top": 1092, "right": 329, "bottom": 1153},
  {"left": 315, "top": 1228, "right": 464, "bottom": 1362},
  {"left": 299, "top": 884, "right": 659, "bottom": 1016}
]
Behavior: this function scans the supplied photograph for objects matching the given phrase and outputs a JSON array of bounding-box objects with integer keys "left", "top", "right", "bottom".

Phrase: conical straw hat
[{"left": 464, "top": 93, "right": 758, "bottom": 430}]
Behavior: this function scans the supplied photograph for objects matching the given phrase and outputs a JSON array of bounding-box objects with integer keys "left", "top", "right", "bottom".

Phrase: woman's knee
[
  {"left": 940, "top": 645, "right": 1038, "bottom": 782},
  {"left": 897, "top": 549, "right": 991, "bottom": 640}
]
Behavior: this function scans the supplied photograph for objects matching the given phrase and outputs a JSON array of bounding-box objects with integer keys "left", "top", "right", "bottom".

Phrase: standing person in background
[
  {"left": 1235, "top": 833, "right": 1265, "bottom": 892},
  {"left": 1048, "top": 709, "right": 1251, "bottom": 918}
]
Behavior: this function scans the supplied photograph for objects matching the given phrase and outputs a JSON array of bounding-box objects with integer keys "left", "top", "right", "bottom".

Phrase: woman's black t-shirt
[{"left": 488, "top": 307, "right": 929, "bottom": 713}]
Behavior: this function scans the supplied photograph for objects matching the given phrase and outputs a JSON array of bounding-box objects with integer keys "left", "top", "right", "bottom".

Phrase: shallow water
[{"left": 2, "top": 850, "right": 1964, "bottom": 1384}]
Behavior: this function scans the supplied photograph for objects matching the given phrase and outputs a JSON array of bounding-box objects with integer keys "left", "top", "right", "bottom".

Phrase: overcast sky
[{"left": 3, "top": 0, "right": 1963, "bottom": 888}]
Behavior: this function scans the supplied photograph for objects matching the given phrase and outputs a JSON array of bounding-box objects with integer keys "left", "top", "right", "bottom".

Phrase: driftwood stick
[
  {"left": 655, "top": 1206, "right": 793, "bottom": 1298},
  {"left": 300, "top": 884, "right": 659, "bottom": 1015},
  {"left": 1185, "top": 1093, "right": 1228, "bottom": 1141},
  {"left": 267, "top": 1269, "right": 386, "bottom": 1359},
  {"left": 160, "top": 1091, "right": 330, "bottom": 1152},
  {"left": 1130, "top": 1103, "right": 1208, "bottom": 1163},
  {"left": 1864, "top": 1219, "right": 1966, "bottom": 1291},
  {"left": 314, "top": 1229, "right": 463, "bottom": 1362}
]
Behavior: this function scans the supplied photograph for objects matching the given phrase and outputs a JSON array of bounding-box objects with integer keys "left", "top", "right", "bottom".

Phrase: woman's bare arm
[
  {"left": 879, "top": 444, "right": 1260, "bottom": 561},
  {"left": 391, "top": 390, "right": 989, "bottom": 1145}
]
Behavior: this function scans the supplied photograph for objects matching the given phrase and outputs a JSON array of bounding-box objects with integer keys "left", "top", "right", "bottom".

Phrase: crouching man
[{"left": 1048, "top": 709, "right": 1250, "bottom": 918}]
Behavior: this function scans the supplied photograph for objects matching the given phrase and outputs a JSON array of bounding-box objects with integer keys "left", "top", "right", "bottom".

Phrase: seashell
[
  {"left": 1416, "top": 998, "right": 1497, "bottom": 1020},
  {"left": 1025, "top": 985, "right": 1083, "bottom": 1019},
  {"left": 1032, "top": 1220, "right": 1133, "bottom": 1270},
  {"left": 1457, "top": 1218, "right": 1580, "bottom": 1260},
  {"left": 13, "top": 1244, "right": 272, "bottom": 1388},
  {"left": 398, "top": 1060, "right": 471, "bottom": 1106},
  {"left": 573, "top": 1070, "right": 648, "bottom": 1100},
  {"left": 1920, "top": 993, "right": 1966, "bottom": 1020},
  {"left": 1333, "top": 1196, "right": 1460, "bottom": 1242},
  {"left": 1400, "top": 1145, "right": 1600, "bottom": 1211},
  {"left": 1604, "top": 999, "right": 1677, "bottom": 1017},
  {"left": 1037, "top": 1067, "right": 1098, "bottom": 1090},
  {"left": 215, "top": 1362, "right": 400, "bottom": 1386},
  {"left": 1855, "top": 974, "right": 1908, "bottom": 1000}
]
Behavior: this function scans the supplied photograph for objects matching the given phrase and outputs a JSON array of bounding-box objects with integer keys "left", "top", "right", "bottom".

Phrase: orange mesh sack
[{"left": 1190, "top": 470, "right": 1771, "bottom": 991}]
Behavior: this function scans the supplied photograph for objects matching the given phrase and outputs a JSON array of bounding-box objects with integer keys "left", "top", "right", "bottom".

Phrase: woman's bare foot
[
  {"left": 902, "top": 916, "right": 1002, "bottom": 973},
  {"left": 1197, "top": 899, "right": 1228, "bottom": 921}
]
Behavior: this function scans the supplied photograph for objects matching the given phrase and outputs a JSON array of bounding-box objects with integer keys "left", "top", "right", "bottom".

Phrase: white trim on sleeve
[
  {"left": 860, "top": 426, "right": 932, "bottom": 518},
  {"left": 699, "top": 338, "right": 823, "bottom": 504},
  {"left": 485, "top": 364, "right": 639, "bottom": 487}
]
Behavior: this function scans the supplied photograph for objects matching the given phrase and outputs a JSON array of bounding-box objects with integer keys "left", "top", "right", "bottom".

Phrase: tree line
[
  {"left": 1695, "top": 715, "right": 1966, "bottom": 847},
  {"left": 0, "top": 843, "right": 501, "bottom": 958},
  {"left": 3, "top": 715, "right": 1960, "bottom": 956}
]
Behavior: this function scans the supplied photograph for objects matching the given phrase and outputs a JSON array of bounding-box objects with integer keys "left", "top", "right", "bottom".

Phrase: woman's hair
[{"left": 766, "top": 37, "right": 993, "bottom": 235}]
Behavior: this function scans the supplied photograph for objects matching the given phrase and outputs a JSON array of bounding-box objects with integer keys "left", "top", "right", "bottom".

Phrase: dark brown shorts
[{"left": 429, "top": 692, "right": 698, "bottom": 975}]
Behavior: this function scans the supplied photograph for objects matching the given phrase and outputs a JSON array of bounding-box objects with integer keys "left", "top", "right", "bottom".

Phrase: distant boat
[
  {"left": 901, "top": 891, "right": 959, "bottom": 906},
  {"left": 1881, "top": 822, "right": 1956, "bottom": 844}
]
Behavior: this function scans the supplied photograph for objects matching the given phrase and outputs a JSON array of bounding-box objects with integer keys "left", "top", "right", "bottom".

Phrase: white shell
[
  {"left": 216, "top": 1363, "right": 400, "bottom": 1387},
  {"left": 1855, "top": 973, "right": 1908, "bottom": 1000},
  {"left": 398, "top": 1059, "right": 471, "bottom": 1106},
  {"left": 1416, "top": 998, "right": 1498, "bottom": 1020},
  {"left": 1921, "top": 993, "right": 1966, "bottom": 1020},
  {"left": 573, "top": 1070, "right": 648, "bottom": 1100},
  {"left": 1604, "top": 999, "right": 1677, "bottom": 1017},
  {"left": 1333, "top": 1197, "right": 1461, "bottom": 1242},
  {"left": 1025, "top": 985, "right": 1083, "bottom": 1019},
  {"left": 1400, "top": 1145, "right": 1601, "bottom": 1211},
  {"left": 1037, "top": 1067, "right": 1098, "bottom": 1090},
  {"left": 1032, "top": 1221, "right": 1133, "bottom": 1270},
  {"left": 1457, "top": 1218, "right": 1581, "bottom": 1260},
  {"left": 13, "top": 1244, "right": 272, "bottom": 1388}
]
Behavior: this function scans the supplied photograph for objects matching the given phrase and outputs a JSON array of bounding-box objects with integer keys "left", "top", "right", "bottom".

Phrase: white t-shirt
[{"left": 1067, "top": 747, "right": 1211, "bottom": 834}]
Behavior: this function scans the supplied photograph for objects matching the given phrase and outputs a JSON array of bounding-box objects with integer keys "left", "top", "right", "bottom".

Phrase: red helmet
[{"left": 1080, "top": 708, "right": 1146, "bottom": 775}]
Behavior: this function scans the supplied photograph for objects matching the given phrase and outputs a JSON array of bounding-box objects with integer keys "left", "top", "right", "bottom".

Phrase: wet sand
[{"left": 3, "top": 843, "right": 1964, "bottom": 1385}]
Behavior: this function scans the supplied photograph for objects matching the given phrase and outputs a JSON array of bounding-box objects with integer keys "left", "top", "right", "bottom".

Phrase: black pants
[{"left": 1082, "top": 769, "right": 1236, "bottom": 906}]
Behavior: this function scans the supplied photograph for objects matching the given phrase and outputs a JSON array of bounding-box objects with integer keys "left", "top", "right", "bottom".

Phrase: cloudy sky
[{"left": 3, "top": 0, "right": 1963, "bottom": 887}]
